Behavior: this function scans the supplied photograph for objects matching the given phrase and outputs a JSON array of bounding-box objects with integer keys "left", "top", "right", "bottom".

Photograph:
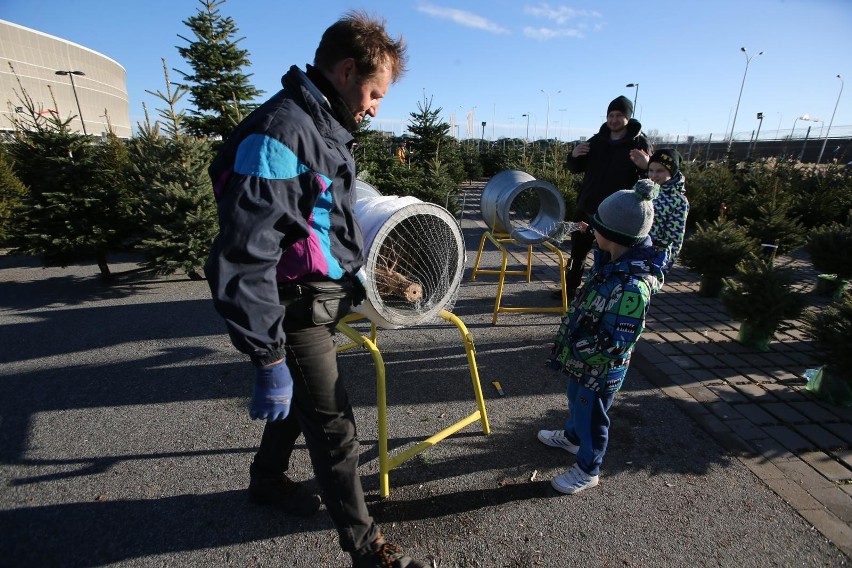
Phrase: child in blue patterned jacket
[
  {"left": 538, "top": 179, "right": 664, "bottom": 494},
  {"left": 646, "top": 148, "right": 689, "bottom": 272}
]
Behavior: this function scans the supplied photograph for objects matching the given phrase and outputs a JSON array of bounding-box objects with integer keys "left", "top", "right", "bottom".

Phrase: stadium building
[{"left": 0, "top": 19, "right": 131, "bottom": 138}]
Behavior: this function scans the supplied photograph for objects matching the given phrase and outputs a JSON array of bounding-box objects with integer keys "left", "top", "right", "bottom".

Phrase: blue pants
[
  {"left": 251, "top": 294, "right": 378, "bottom": 555},
  {"left": 563, "top": 379, "right": 616, "bottom": 477}
]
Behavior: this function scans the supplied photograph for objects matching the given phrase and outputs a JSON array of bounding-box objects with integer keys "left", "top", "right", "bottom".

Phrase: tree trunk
[{"left": 96, "top": 251, "right": 114, "bottom": 283}]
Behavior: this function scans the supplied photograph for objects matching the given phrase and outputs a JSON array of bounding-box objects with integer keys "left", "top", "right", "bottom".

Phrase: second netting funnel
[
  {"left": 480, "top": 169, "right": 565, "bottom": 244},
  {"left": 353, "top": 186, "right": 465, "bottom": 329}
]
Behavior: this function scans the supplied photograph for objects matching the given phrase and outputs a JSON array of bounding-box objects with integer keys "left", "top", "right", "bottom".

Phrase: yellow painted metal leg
[
  {"left": 335, "top": 321, "right": 390, "bottom": 497},
  {"left": 335, "top": 311, "right": 491, "bottom": 498},
  {"left": 439, "top": 310, "right": 491, "bottom": 435},
  {"left": 470, "top": 231, "right": 490, "bottom": 281}
]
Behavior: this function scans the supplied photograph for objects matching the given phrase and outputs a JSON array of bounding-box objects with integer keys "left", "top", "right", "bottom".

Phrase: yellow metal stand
[
  {"left": 470, "top": 230, "right": 569, "bottom": 324},
  {"left": 336, "top": 310, "right": 491, "bottom": 498}
]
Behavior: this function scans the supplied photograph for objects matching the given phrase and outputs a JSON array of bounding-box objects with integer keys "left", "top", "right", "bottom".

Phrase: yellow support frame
[
  {"left": 470, "top": 230, "right": 569, "bottom": 324},
  {"left": 336, "top": 310, "right": 491, "bottom": 498}
]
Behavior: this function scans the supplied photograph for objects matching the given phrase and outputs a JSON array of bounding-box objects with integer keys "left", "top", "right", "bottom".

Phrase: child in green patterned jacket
[
  {"left": 646, "top": 148, "right": 689, "bottom": 272},
  {"left": 538, "top": 179, "right": 665, "bottom": 494}
]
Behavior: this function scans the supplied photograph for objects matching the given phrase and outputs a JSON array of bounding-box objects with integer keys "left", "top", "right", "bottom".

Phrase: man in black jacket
[
  {"left": 561, "top": 95, "right": 651, "bottom": 298},
  {"left": 205, "top": 11, "right": 428, "bottom": 568}
]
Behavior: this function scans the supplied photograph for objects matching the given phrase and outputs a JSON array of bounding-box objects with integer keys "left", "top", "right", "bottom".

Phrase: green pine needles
[{"left": 720, "top": 253, "right": 806, "bottom": 342}]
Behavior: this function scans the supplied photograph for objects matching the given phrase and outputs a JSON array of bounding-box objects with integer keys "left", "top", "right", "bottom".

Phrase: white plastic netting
[{"left": 480, "top": 170, "right": 567, "bottom": 244}]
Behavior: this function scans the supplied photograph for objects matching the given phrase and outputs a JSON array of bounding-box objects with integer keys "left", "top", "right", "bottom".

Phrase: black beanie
[
  {"left": 607, "top": 95, "right": 633, "bottom": 119},
  {"left": 649, "top": 148, "right": 681, "bottom": 177}
]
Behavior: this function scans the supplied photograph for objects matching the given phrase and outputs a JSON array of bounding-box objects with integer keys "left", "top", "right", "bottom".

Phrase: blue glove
[{"left": 251, "top": 360, "right": 293, "bottom": 421}]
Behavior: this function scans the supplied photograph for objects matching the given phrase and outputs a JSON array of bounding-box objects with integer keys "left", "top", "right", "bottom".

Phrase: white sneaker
[
  {"left": 551, "top": 463, "right": 599, "bottom": 495},
  {"left": 537, "top": 429, "right": 579, "bottom": 455}
]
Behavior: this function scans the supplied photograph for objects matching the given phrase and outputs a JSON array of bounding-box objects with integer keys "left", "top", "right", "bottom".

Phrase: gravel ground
[{"left": 1, "top": 231, "right": 847, "bottom": 567}]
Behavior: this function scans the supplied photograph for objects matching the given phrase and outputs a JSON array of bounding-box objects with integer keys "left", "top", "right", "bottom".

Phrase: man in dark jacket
[
  {"left": 205, "top": 11, "right": 428, "bottom": 568},
  {"left": 561, "top": 96, "right": 651, "bottom": 298}
]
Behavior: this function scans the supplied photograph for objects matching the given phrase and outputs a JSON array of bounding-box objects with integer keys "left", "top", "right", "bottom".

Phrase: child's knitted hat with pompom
[{"left": 592, "top": 179, "right": 660, "bottom": 246}]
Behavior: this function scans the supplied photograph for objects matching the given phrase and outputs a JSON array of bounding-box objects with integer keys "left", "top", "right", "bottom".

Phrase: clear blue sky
[{"left": 2, "top": 0, "right": 850, "bottom": 143}]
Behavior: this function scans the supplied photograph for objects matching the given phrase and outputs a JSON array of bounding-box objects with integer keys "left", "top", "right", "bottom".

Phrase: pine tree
[
  {"left": 806, "top": 216, "right": 852, "bottom": 281},
  {"left": 175, "top": 0, "right": 263, "bottom": 139},
  {"left": 0, "top": 143, "right": 27, "bottom": 245},
  {"left": 739, "top": 162, "right": 805, "bottom": 254},
  {"left": 129, "top": 60, "right": 218, "bottom": 279},
  {"left": 404, "top": 96, "right": 463, "bottom": 206},
  {"left": 680, "top": 218, "right": 759, "bottom": 296},
  {"left": 720, "top": 253, "right": 805, "bottom": 341},
  {"left": 406, "top": 96, "right": 451, "bottom": 171},
  {"left": 6, "top": 64, "right": 135, "bottom": 279},
  {"left": 8, "top": 128, "right": 135, "bottom": 278}
]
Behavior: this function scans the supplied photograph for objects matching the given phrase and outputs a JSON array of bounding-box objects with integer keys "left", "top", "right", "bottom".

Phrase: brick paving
[
  {"left": 473, "top": 186, "right": 852, "bottom": 554},
  {"left": 632, "top": 258, "right": 852, "bottom": 556},
  {"left": 464, "top": 179, "right": 852, "bottom": 556}
]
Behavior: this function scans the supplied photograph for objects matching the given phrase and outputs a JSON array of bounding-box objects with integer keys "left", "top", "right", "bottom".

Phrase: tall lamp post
[
  {"left": 55, "top": 70, "right": 87, "bottom": 135},
  {"left": 540, "top": 89, "right": 561, "bottom": 140},
  {"left": 521, "top": 113, "right": 531, "bottom": 142},
  {"left": 748, "top": 112, "right": 764, "bottom": 159},
  {"left": 790, "top": 114, "right": 813, "bottom": 140},
  {"left": 625, "top": 83, "right": 639, "bottom": 110},
  {"left": 726, "top": 47, "right": 764, "bottom": 154},
  {"left": 817, "top": 74, "right": 844, "bottom": 164}
]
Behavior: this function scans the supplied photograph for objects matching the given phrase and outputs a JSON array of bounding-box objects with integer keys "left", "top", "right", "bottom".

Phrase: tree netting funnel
[
  {"left": 352, "top": 181, "right": 465, "bottom": 329},
  {"left": 480, "top": 169, "right": 565, "bottom": 244}
]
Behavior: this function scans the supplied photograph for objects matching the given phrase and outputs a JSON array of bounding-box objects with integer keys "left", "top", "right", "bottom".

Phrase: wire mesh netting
[{"left": 354, "top": 192, "right": 465, "bottom": 329}]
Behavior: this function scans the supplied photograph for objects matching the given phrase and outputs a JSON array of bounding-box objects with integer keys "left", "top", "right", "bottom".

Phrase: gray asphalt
[{"left": 1, "top": 195, "right": 847, "bottom": 567}]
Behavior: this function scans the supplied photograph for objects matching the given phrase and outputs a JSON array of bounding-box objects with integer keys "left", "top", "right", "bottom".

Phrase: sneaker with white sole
[
  {"left": 537, "top": 429, "right": 579, "bottom": 455},
  {"left": 551, "top": 463, "right": 599, "bottom": 494}
]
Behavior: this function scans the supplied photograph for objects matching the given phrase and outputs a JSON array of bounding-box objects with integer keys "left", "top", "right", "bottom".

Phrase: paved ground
[{"left": 1, "top": 180, "right": 850, "bottom": 567}]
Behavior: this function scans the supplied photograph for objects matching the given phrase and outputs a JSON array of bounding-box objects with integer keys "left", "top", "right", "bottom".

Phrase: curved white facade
[{"left": 0, "top": 20, "right": 130, "bottom": 138}]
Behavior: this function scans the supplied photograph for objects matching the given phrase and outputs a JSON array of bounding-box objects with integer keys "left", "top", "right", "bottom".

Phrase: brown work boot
[
  {"left": 248, "top": 473, "right": 321, "bottom": 517},
  {"left": 351, "top": 535, "right": 429, "bottom": 568}
]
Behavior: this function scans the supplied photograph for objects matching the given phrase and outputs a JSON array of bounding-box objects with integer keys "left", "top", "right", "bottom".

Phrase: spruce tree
[
  {"left": 738, "top": 161, "right": 805, "bottom": 255},
  {"left": 175, "top": 0, "right": 263, "bottom": 139},
  {"left": 405, "top": 97, "right": 463, "bottom": 205},
  {"left": 129, "top": 60, "right": 218, "bottom": 279},
  {"left": 6, "top": 66, "right": 135, "bottom": 279},
  {"left": 806, "top": 216, "right": 852, "bottom": 281},
  {"left": 0, "top": 143, "right": 27, "bottom": 245}
]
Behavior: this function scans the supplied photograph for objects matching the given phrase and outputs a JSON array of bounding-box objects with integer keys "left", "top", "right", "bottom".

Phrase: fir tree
[
  {"left": 720, "top": 253, "right": 806, "bottom": 342},
  {"left": 176, "top": 0, "right": 263, "bottom": 139},
  {"left": 739, "top": 162, "right": 805, "bottom": 254},
  {"left": 803, "top": 293, "right": 852, "bottom": 388},
  {"left": 406, "top": 97, "right": 446, "bottom": 165},
  {"left": 0, "top": 143, "right": 27, "bottom": 245},
  {"left": 806, "top": 216, "right": 852, "bottom": 281},
  {"left": 404, "top": 96, "right": 462, "bottom": 205},
  {"left": 352, "top": 120, "right": 416, "bottom": 196},
  {"left": 130, "top": 60, "right": 218, "bottom": 279},
  {"left": 6, "top": 64, "right": 135, "bottom": 279}
]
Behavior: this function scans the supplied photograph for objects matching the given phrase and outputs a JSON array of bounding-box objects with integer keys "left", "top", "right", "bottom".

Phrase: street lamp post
[
  {"left": 790, "top": 114, "right": 812, "bottom": 140},
  {"left": 558, "top": 108, "right": 567, "bottom": 140},
  {"left": 799, "top": 125, "right": 814, "bottom": 161},
  {"left": 522, "top": 113, "right": 531, "bottom": 142},
  {"left": 817, "top": 74, "right": 844, "bottom": 164},
  {"left": 625, "top": 83, "right": 639, "bottom": 110},
  {"left": 748, "top": 112, "right": 764, "bottom": 159},
  {"left": 540, "top": 89, "right": 561, "bottom": 140},
  {"left": 726, "top": 47, "right": 764, "bottom": 154},
  {"left": 55, "top": 70, "right": 87, "bottom": 135}
]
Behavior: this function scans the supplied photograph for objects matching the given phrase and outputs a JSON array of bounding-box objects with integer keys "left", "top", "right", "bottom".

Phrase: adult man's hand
[{"left": 251, "top": 359, "right": 293, "bottom": 421}]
